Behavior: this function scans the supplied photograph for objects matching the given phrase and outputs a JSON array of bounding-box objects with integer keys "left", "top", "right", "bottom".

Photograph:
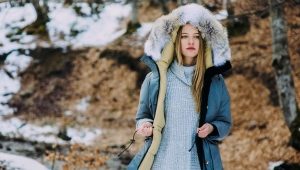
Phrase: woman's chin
[{"left": 184, "top": 54, "right": 197, "bottom": 59}]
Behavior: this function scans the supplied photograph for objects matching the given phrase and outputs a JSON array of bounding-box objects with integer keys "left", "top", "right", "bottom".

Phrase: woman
[{"left": 128, "top": 3, "right": 232, "bottom": 170}]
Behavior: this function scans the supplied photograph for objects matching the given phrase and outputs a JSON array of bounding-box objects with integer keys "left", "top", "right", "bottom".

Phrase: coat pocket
[{"left": 127, "top": 137, "right": 153, "bottom": 170}]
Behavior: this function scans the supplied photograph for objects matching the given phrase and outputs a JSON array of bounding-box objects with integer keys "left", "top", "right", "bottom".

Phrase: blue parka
[
  {"left": 128, "top": 3, "right": 232, "bottom": 170},
  {"left": 128, "top": 55, "right": 232, "bottom": 170}
]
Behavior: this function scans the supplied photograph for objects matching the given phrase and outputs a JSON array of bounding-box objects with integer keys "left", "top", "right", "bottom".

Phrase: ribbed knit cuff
[{"left": 136, "top": 118, "right": 154, "bottom": 129}]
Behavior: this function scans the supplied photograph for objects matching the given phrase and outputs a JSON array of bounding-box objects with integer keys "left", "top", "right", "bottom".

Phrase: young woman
[{"left": 128, "top": 3, "right": 232, "bottom": 170}]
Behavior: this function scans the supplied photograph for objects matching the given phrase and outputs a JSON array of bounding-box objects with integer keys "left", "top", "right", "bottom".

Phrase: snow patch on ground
[
  {"left": 0, "top": 2, "right": 132, "bottom": 52},
  {"left": 0, "top": 152, "right": 48, "bottom": 170},
  {"left": 0, "top": 51, "right": 32, "bottom": 116},
  {"left": 0, "top": 51, "right": 100, "bottom": 146},
  {"left": 46, "top": 2, "right": 132, "bottom": 48},
  {"left": 75, "top": 96, "right": 91, "bottom": 112},
  {"left": 0, "top": 3, "right": 37, "bottom": 54},
  {"left": 0, "top": 117, "right": 101, "bottom": 145}
]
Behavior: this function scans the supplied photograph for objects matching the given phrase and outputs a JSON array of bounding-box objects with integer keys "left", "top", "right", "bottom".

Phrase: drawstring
[
  {"left": 118, "top": 125, "right": 154, "bottom": 157},
  {"left": 188, "top": 134, "right": 197, "bottom": 152},
  {"left": 118, "top": 130, "right": 138, "bottom": 157}
]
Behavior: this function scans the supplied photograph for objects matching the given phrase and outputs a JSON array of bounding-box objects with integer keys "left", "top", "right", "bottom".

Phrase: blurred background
[{"left": 0, "top": 0, "right": 299, "bottom": 169}]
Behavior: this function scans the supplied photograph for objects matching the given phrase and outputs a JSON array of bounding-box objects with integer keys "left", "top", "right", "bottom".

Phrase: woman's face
[{"left": 180, "top": 24, "right": 200, "bottom": 62}]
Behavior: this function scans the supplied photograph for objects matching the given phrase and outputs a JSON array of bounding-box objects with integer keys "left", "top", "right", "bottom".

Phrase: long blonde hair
[{"left": 175, "top": 25, "right": 206, "bottom": 113}]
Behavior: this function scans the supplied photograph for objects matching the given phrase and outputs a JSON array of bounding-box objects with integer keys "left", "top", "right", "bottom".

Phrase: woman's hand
[
  {"left": 197, "top": 123, "right": 214, "bottom": 138},
  {"left": 136, "top": 122, "right": 153, "bottom": 137}
]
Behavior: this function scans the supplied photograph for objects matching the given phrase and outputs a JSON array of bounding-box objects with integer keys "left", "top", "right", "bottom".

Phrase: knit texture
[{"left": 151, "top": 60, "right": 201, "bottom": 170}]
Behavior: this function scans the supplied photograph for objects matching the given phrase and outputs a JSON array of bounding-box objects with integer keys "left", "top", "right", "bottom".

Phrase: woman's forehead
[{"left": 181, "top": 24, "right": 199, "bottom": 34}]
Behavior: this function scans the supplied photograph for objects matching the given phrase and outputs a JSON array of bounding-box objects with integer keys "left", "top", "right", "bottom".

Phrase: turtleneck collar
[{"left": 170, "top": 60, "right": 195, "bottom": 86}]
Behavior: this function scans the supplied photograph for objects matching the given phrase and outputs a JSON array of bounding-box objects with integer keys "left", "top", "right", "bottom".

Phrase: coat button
[
  {"left": 206, "top": 106, "right": 208, "bottom": 109},
  {"left": 206, "top": 161, "right": 209, "bottom": 164}
]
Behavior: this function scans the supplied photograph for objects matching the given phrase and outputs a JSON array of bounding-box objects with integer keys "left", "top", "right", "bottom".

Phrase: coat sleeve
[
  {"left": 135, "top": 72, "right": 154, "bottom": 129},
  {"left": 207, "top": 75, "right": 232, "bottom": 141}
]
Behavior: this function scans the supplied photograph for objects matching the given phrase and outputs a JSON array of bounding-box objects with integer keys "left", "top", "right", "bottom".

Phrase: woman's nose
[{"left": 188, "top": 38, "right": 194, "bottom": 45}]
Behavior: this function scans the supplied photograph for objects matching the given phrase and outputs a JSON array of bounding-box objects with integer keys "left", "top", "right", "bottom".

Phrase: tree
[
  {"left": 269, "top": 0, "right": 300, "bottom": 150},
  {"left": 159, "top": 0, "right": 169, "bottom": 14},
  {"left": 131, "top": 0, "right": 139, "bottom": 26},
  {"left": 22, "top": 0, "right": 49, "bottom": 36},
  {"left": 177, "top": 0, "right": 202, "bottom": 5},
  {"left": 64, "top": 0, "right": 73, "bottom": 6},
  {"left": 125, "top": 0, "right": 141, "bottom": 34},
  {"left": 31, "top": 0, "right": 49, "bottom": 27}
]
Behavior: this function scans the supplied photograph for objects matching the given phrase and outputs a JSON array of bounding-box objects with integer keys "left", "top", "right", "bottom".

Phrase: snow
[
  {"left": 67, "top": 128, "right": 101, "bottom": 145},
  {"left": 268, "top": 161, "right": 284, "bottom": 170},
  {"left": 215, "top": 9, "right": 228, "bottom": 20},
  {"left": 137, "top": 22, "right": 153, "bottom": 38},
  {"left": 0, "top": 51, "right": 100, "bottom": 145},
  {"left": 0, "top": 68, "right": 20, "bottom": 115},
  {"left": 1, "top": 1, "right": 132, "bottom": 53},
  {"left": 0, "top": 3, "right": 37, "bottom": 54},
  {"left": 46, "top": 2, "right": 132, "bottom": 48},
  {"left": 0, "top": 3, "right": 36, "bottom": 28},
  {"left": 75, "top": 96, "right": 91, "bottom": 112},
  {"left": 47, "top": 3, "right": 78, "bottom": 41},
  {"left": 71, "top": 3, "right": 132, "bottom": 47},
  {"left": 64, "top": 110, "right": 73, "bottom": 116},
  {"left": 0, "top": 152, "right": 48, "bottom": 170},
  {"left": 0, "top": 1, "right": 128, "bottom": 144},
  {"left": 0, "top": 117, "right": 102, "bottom": 145},
  {"left": 74, "top": 3, "right": 92, "bottom": 16},
  {"left": 4, "top": 51, "right": 32, "bottom": 74},
  {"left": 0, "top": 51, "right": 32, "bottom": 116}
]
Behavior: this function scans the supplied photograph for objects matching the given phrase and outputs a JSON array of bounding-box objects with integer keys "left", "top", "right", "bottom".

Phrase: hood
[{"left": 144, "top": 3, "right": 231, "bottom": 67}]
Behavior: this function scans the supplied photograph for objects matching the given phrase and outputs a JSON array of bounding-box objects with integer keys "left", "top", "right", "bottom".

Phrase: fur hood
[{"left": 144, "top": 3, "right": 231, "bottom": 66}]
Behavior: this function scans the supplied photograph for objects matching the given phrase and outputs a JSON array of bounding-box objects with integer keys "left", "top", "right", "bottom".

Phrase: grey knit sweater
[{"left": 151, "top": 60, "right": 201, "bottom": 170}]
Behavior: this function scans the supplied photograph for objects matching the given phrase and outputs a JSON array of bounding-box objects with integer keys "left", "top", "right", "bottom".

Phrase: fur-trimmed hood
[{"left": 144, "top": 3, "right": 231, "bottom": 66}]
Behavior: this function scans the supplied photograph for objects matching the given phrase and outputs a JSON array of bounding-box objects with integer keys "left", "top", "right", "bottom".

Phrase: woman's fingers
[
  {"left": 137, "top": 125, "right": 153, "bottom": 137},
  {"left": 198, "top": 124, "right": 208, "bottom": 131},
  {"left": 197, "top": 128, "right": 207, "bottom": 138},
  {"left": 197, "top": 123, "right": 213, "bottom": 138}
]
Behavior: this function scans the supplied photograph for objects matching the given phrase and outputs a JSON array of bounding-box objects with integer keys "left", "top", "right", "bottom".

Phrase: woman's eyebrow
[{"left": 181, "top": 32, "right": 199, "bottom": 35}]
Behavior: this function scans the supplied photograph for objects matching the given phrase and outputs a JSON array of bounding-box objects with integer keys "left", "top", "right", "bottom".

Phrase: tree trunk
[
  {"left": 31, "top": 0, "right": 49, "bottom": 26},
  {"left": 64, "top": 0, "right": 73, "bottom": 6},
  {"left": 177, "top": 0, "right": 182, "bottom": 5},
  {"left": 159, "top": 0, "right": 169, "bottom": 14},
  {"left": 177, "top": 0, "right": 199, "bottom": 5},
  {"left": 125, "top": 0, "right": 141, "bottom": 34},
  {"left": 131, "top": 0, "right": 138, "bottom": 25},
  {"left": 21, "top": 0, "right": 49, "bottom": 36},
  {"left": 222, "top": 0, "right": 227, "bottom": 9},
  {"left": 269, "top": 0, "right": 300, "bottom": 150},
  {"left": 196, "top": 0, "right": 202, "bottom": 4}
]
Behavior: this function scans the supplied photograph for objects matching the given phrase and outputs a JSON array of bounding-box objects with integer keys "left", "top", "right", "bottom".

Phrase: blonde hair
[{"left": 175, "top": 25, "right": 206, "bottom": 113}]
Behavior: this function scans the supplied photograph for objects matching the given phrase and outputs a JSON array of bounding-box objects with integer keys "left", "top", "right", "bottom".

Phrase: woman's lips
[{"left": 187, "top": 47, "right": 195, "bottom": 50}]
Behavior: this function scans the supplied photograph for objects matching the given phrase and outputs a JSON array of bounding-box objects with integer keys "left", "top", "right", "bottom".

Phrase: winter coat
[{"left": 128, "top": 3, "right": 232, "bottom": 170}]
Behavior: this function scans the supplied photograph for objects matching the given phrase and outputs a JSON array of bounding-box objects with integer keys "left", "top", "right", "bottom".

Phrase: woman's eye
[{"left": 181, "top": 35, "right": 200, "bottom": 39}]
